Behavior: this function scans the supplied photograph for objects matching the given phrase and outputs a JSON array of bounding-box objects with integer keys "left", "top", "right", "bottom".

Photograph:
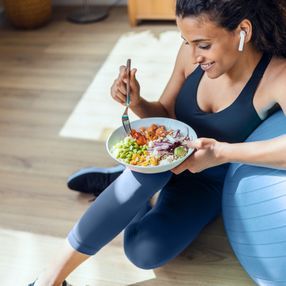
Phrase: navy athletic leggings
[{"left": 67, "top": 165, "right": 228, "bottom": 269}]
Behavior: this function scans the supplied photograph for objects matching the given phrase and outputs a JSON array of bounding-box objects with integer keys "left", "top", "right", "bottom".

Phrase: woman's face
[{"left": 176, "top": 15, "right": 240, "bottom": 79}]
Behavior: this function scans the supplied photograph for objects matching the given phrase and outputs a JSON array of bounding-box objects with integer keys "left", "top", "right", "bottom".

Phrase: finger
[
  {"left": 111, "top": 81, "right": 126, "bottom": 100},
  {"left": 199, "top": 138, "right": 216, "bottom": 149},
  {"left": 130, "top": 68, "right": 138, "bottom": 88},
  {"left": 118, "top": 65, "right": 126, "bottom": 80},
  {"left": 117, "top": 80, "right": 127, "bottom": 95},
  {"left": 186, "top": 140, "right": 196, "bottom": 149},
  {"left": 114, "top": 90, "right": 126, "bottom": 103},
  {"left": 192, "top": 139, "right": 204, "bottom": 149},
  {"left": 111, "top": 85, "right": 126, "bottom": 101},
  {"left": 113, "top": 94, "right": 126, "bottom": 105},
  {"left": 171, "top": 159, "right": 189, "bottom": 174},
  {"left": 130, "top": 68, "right": 137, "bottom": 80},
  {"left": 112, "top": 78, "right": 127, "bottom": 94},
  {"left": 171, "top": 164, "right": 185, "bottom": 175},
  {"left": 189, "top": 138, "right": 214, "bottom": 149}
]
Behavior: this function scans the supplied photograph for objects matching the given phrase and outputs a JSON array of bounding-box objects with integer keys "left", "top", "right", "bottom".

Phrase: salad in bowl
[{"left": 106, "top": 117, "right": 197, "bottom": 174}]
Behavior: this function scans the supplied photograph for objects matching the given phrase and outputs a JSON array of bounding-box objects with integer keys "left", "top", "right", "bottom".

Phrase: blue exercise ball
[{"left": 222, "top": 110, "right": 286, "bottom": 286}]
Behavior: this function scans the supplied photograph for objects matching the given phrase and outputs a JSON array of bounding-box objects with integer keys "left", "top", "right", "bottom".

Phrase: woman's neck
[{"left": 223, "top": 48, "right": 263, "bottom": 85}]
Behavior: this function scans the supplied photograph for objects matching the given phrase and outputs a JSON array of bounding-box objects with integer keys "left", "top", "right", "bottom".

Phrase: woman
[{"left": 30, "top": 0, "right": 286, "bottom": 285}]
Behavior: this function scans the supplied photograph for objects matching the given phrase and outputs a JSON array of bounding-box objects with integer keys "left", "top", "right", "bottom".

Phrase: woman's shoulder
[
  {"left": 266, "top": 56, "right": 286, "bottom": 105},
  {"left": 269, "top": 56, "right": 286, "bottom": 79},
  {"left": 262, "top": 56, "right": 286, "bottom": 90}
]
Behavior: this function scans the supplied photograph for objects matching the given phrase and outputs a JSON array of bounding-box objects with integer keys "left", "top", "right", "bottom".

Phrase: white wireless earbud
[{"left": 238, "top": 30, "right": 246, "bottom": 52}]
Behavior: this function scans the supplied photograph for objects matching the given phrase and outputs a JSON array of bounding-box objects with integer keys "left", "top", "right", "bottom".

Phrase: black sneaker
[{"left": 67, "top": 165, "right": 125, "bottom": 196}]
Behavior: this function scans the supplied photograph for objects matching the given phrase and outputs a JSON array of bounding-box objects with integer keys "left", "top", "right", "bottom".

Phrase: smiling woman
[{"left": 29, "top": 1, "right": 286, "bottom": 286}]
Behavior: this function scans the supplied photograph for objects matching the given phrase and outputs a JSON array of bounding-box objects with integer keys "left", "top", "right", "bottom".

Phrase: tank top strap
[
  {"left": 187, "top": 65, "right": 204, "bottom": 106},
  {"left": 240, "top": 53, "right": 272, "bottom": 101},
  {"left": 189, "top": 65, "right": 204, "bottom": 82}
]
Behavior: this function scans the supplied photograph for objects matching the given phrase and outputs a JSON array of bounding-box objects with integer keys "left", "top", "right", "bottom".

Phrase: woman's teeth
[{"left": 201, "top": 62, "right": 214, "bottom": 70}]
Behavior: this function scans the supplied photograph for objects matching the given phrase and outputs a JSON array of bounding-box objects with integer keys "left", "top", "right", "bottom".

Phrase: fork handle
[{"left": 126, "top": 59, "right": 131, "bottom": 106}]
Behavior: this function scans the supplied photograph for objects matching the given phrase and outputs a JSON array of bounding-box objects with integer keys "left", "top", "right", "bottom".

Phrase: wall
[{"left": 52, "top": 0, "right": 127, "bottom": 5}]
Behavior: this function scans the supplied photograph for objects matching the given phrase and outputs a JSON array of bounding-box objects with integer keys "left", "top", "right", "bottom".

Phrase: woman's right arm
[{"left": 110, "top": 42, "right": 195, "bottom": 119}]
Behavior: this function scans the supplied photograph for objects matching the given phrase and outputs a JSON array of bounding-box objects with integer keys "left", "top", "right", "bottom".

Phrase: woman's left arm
[
  {"left": 219, "top": 135, "right": 286, "bottom": 169},
  {"left": 172, "top": 134, "right": 286, "bottom": 175}
]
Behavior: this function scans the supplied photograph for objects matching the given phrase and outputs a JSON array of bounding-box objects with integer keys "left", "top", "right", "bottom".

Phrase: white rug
[{"left": 60, "top": 30, "right": 182, "bottom": 141}]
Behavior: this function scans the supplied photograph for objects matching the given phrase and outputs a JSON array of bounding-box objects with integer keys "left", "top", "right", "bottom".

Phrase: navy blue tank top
[{"left": 175, "top": 53, "right": 272, "bottom": 143}]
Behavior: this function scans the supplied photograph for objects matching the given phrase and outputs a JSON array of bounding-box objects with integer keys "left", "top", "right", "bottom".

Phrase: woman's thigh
[
  {"left": 123, "top": 171, "right": 223, "bottom": 269},
  {"left": 67, "top": 168, "right": 172, "bottom": 255}
]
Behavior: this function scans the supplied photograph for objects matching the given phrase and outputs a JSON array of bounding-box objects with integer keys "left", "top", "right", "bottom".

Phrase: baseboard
[{"left": 52, "top": 0, "right": 127, "bottom": 5}]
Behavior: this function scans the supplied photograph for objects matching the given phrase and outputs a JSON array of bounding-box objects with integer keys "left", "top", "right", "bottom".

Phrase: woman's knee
[
  {"left": 124, "top": 242, "right": 166, "bottom": 270},
  {"left": 123, "top": 226, "right": 169, "bottom": 270}
]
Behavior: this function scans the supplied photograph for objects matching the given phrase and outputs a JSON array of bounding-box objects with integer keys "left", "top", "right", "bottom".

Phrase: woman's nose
[
  {"left": 190, "top": 48, "right": 204, "bottom": 64},
  {"left": 193, "top": 55, "right": 204, "bottom": 65}
]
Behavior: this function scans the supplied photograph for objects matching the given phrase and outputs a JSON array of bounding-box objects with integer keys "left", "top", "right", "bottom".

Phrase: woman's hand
[
  {"left": 110, "top": 65, "right": 141, "bottom": 108},
  {"left": 172, "top": 138, "right": 227, "bottom": 174}
]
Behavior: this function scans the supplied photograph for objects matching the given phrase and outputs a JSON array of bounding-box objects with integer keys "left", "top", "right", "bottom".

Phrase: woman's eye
[
  {"left": 198, "top": 44, "right": 211, "bottom": 50},
  {"left": 184, "top": 41, "right": 189, "bottom": 45}
]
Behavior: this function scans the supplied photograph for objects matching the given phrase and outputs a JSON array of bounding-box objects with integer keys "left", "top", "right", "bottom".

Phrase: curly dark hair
[{"left": 176, "top": 0, "right": 286, "bottom": 57}]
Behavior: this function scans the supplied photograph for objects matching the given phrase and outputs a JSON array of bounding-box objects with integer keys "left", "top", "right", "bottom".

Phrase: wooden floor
[{"left": 0, "top": 6, "right": 254, "bottom": 286}]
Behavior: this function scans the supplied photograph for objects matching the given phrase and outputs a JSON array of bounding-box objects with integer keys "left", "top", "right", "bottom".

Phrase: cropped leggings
[{"left": 67, "top": 165, "right": 228, "bottom": 269}]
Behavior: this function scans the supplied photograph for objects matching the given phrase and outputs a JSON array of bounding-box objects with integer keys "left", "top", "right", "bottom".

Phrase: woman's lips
[{"left": 200, "top": 61, "right": 215, "bottom": 71}]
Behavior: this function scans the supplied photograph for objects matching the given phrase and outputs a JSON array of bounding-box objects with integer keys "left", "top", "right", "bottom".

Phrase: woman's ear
[
  {"left": 237, "top": 19, "right": 252, "bottom": 43},
  {"left": 236, "top": 19, "right": 252, "bottom": 51}
]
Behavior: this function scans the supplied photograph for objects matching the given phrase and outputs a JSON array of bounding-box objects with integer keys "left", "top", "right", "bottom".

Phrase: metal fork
[{"left": 122, "top": 59, "right": 132, "bottom": 135}]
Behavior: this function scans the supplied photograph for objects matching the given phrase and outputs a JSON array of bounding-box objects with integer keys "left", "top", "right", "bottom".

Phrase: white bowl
[{"left": 106, "top": 117, "right": 197, "bottom": 174}]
